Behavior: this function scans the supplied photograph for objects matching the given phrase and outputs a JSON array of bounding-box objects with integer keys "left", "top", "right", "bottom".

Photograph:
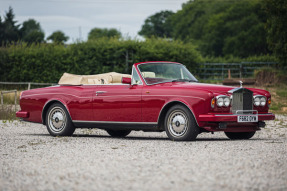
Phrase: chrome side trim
[
  {"left": 157, "top": 100, "right": 199, "bottom": 126},
  {"left": 22, "top": 93, "right": 91, "bottom": 99},
  {"left": 72, "top": 120, "right": 157, "bottom": 125},
  {"left": 142, "top": 95, "right": 205, "bottom": 100},
  {"left": 214, "top": 113, "right": 273, "bottom": 117},
  {"left": 42, "top": 99, "right": 73, "bottom": 124}
]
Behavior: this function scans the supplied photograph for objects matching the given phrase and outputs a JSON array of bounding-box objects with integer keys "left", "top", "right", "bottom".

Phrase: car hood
[{"left": 157, "top": 82, "right": 269, "bottom": 96}]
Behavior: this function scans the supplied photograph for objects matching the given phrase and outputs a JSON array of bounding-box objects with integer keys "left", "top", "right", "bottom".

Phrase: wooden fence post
[
  {"left": 14, "top": 90, "right": 17, "bottom": 112},
  {"left": 1, "top": 92, "right": 3, "bottom": 105}
]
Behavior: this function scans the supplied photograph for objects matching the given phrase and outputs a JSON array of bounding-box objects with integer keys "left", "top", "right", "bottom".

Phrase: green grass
[
  {"left": 0, "top": 105, "right": 17, "bottom": 120},
  {"left": 268, "top": 84, "right": 287, "bottom": 114},
  {"left": 276, "top": 90, "right": 287, "bottom": 98}
]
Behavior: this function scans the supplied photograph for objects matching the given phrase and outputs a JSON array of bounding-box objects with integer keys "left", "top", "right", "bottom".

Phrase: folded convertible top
[{"left": 58, "top": 72, "right": 131, "bottom": 85}]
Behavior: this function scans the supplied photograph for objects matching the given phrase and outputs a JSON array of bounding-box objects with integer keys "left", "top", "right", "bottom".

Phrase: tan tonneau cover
[{"left": 58, "top": 72, "right": 131, "bottom": 85}]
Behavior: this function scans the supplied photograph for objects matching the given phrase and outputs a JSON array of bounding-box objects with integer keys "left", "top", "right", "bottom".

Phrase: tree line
[
  {"left": 0, "top": 7, "right": 69, "bottom": 45},
  {"left": 139, "top": 0, "right": 286, "bottom": 67},
  {"left": 0, "top": 7, "right": 123, "bottom": 45}
]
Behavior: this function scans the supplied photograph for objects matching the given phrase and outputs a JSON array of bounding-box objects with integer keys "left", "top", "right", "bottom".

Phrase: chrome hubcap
[
  {"left": 167, "top": 110, "right": 188, "bottom": 137},
  {"left": 48, "top": 107, "right": 66, "bottom": 133}
]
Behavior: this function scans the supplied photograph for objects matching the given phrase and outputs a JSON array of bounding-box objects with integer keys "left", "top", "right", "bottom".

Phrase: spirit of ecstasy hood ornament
[{"left": 239, "top": 80, "right": 243, "bottom": 88}]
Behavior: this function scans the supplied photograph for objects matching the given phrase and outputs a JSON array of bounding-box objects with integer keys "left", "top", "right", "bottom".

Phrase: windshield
[{"left": 138, "top": 63, "right": 198, "bottom": 85}]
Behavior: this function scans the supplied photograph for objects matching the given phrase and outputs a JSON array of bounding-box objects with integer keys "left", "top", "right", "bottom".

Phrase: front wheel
[
  {"left": 106, "top": 130, "right": 131, "bottom": 137},
  {"left": 225, "top": 131, "right": 256, "bottom": 140},
  {"left": 165, "top": 105, "right": 199, "bottom": 141},
  {"left": 46, "top": 103, "right": 75, "bottom": 136}
]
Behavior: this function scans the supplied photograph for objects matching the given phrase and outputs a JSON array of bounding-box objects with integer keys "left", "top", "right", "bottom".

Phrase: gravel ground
[{"left": 1, "top": 115, "right": 287, "bottom": 191}]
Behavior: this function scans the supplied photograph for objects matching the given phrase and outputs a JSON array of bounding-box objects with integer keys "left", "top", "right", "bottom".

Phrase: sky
[{"left": 1, "top": 0, "right": 188, "bottom": 43}]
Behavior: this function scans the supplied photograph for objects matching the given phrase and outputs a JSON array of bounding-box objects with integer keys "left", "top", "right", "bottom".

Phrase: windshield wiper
[{"left": 171, "top": 79, "right": 197, "bottom": 82}]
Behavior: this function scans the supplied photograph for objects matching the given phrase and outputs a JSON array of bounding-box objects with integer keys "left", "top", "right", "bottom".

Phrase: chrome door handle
[{"left": 96, "top": 91, "right": 107, "bottom": 96}]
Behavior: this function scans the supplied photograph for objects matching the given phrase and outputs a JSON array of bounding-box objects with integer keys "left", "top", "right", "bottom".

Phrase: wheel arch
[
  {"left": 157, "top": 100, "right": 199, "bottom": 130},
  {"left": 42, "top": 99, "right": 72, "bottom": 125}
]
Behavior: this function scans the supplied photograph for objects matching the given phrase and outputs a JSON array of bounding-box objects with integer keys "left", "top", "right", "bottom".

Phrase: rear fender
[{"left": 41, "top": 99, "right": 72, "bottom": 125}]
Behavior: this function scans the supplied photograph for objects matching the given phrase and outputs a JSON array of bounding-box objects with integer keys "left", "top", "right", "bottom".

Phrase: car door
[{"left": 92, "top": 84, "right": 142, "bottom": 122}]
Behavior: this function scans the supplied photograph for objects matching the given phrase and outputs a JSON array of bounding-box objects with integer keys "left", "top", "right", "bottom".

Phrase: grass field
[{"left": 264, "top": 84, "right": 287, "bottom": 114}]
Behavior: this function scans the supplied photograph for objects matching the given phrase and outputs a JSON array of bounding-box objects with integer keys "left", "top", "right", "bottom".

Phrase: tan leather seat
[{"left": 142, "top": 72, "right": 155, "bottom": 78}]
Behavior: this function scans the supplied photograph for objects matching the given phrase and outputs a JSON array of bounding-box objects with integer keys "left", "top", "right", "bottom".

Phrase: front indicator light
[
  {"left": 211, "top": 98, "right": 215, "bottom": 108},
  {"left": 268, "top": 98, "right": 271, "bottom": 106}
]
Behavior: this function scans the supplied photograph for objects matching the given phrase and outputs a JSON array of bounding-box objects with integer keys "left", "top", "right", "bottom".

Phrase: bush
[{"left": 0, "top": 38, "right": 202, "bottom": 82}]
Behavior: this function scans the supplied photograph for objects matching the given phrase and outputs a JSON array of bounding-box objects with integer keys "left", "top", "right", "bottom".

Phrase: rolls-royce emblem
[{"left": 239, "top": 80, "right": 243, "bottom": 88}]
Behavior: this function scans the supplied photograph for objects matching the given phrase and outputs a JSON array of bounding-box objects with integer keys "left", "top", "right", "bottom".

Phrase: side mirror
[{"left": 122, "top": 77, "right": 131, "bottom": 84}]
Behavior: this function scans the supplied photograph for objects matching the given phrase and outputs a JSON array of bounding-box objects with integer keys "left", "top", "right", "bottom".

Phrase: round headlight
[
  {"left": 260, "top": 97, "right": 266, "bottom": 106},
  {"left": 217, "top": 97, "right": 224, "bottom": 107},
  {"left": 254, "top": 97, "right": 260, "bottom": 106},
  {"left": 223, "top": 97, "right": 230, "bottom": 107}
]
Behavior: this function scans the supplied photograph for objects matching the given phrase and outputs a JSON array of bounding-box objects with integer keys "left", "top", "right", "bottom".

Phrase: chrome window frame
[
  {"left": 137, "top": 62, "right": 197, "bottom": 86},
  {"left": 131, "top": 65, "right": 143, "bottom": 85}
]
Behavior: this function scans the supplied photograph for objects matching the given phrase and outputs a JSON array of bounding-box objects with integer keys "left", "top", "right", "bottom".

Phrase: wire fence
[
  {"left": 0, "top": 62, "right": 278, "bottom": 91},
  {"left": 0, "top": 82, "right": 56, "bottom": 90},
  {"left": 198, "top": 62, "right": 278, "bottom": 80}
]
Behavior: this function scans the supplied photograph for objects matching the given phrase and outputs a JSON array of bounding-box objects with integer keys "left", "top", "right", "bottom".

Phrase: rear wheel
[
  {"left": 225, "top": 131, "right": 256, "bottom": 140},
  {"left": 164, "top": 104, "right": 199, "bottom": 141},
  {"left": 46, "top": 103, "right": 75, "bottom": 136},
  {"left": 106, "top": 130, "right": 131, "bottom": 137}
]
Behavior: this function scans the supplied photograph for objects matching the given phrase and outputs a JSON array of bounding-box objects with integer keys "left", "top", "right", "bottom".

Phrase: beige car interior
[
  {"left": 142, "top": 72, "right": 156, "bottom": 78},
  {"left": 58, "top": 72, "right": 132, "bottom": 85}
]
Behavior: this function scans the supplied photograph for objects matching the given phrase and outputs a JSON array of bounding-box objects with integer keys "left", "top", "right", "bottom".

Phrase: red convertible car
[{"left": 16, "top": 61, "right": 275, "bottom": 141}]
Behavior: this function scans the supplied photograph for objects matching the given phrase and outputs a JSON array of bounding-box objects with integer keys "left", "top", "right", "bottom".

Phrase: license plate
[{"left": 237, "top": 115, "right": 258, "bottom": 122}]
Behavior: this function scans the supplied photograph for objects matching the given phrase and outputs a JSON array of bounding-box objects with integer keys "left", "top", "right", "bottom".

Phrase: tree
[
  {"left": 263, "top": 0, "right": 287, "bottom": 68},
  {"left": 0, "top": 7, "right": 21, "bottom": 46},
  {"left": 20, "top": 19, "right": 45, "bottom": 44},
  {"left": 47, "top": 31, "right": 69, "bottom": 44},
  {"left": 138, "top": 10, "right": 174, "bottom": 38},
  {"left": 171, "top": 0, "right": 269, "bottom": 57},
  {"left": 88, "top": 28, "right": 121, "bottom": 40}
]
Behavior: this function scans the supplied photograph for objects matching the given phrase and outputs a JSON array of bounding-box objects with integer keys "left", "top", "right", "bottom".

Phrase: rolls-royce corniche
[{"left": 16, "top": 61, "right": 275, "bottom": 141}]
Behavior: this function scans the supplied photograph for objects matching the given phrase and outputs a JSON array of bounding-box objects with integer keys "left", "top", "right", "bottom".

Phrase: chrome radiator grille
[{"left": 231, "top": 88, "right": 253, "bottom": 114}]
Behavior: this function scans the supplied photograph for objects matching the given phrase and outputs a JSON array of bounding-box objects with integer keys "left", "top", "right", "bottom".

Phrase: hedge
[{"left": 0, "top": 38, "right": 202, "bottom": 83}]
